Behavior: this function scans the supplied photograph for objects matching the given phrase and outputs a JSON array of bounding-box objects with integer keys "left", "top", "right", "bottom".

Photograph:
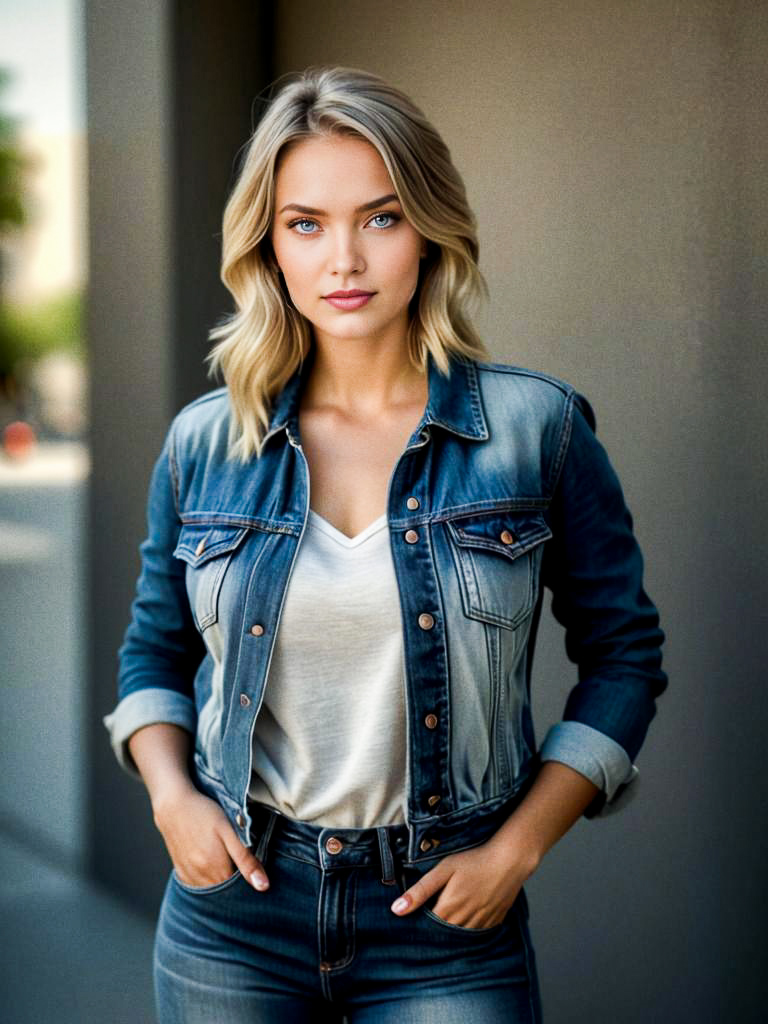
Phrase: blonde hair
[{"left": 206, "top": 65, "right": 490, "bottom": 461}]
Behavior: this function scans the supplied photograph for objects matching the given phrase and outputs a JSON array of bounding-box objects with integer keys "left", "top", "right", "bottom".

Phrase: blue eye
[
  {"left": 370, "top": 213, "right": 398, "bottom": 228},
  {"left": 292, "top": 219, "right": 318, "bottom": 234}
]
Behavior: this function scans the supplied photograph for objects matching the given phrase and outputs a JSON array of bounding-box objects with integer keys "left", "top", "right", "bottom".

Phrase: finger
[
  {"left": 390, "top": 860, "right": 452, "bottom": 915},
  {"left": 219, "top": 827, "right": 270, "bottom": 891}
]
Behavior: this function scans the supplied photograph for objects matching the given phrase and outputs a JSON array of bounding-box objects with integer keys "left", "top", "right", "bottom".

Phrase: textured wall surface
[{"left": 273, "top": 3, "right": 765, "bottom": 1021}]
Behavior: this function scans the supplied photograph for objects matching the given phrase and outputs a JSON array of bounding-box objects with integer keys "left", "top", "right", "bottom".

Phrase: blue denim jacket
[{"left": 105, "top": 353, "right": 667, "bottom": 863}]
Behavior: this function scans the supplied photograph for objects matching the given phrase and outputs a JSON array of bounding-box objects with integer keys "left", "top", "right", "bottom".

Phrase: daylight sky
[{"left": 0, "top": 0, "right": 84, "bottom": 135}]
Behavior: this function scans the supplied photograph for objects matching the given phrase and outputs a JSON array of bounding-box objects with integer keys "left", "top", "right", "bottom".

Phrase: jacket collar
[{"left": 262, "top": 347, "right": 489, "bottom": 448}]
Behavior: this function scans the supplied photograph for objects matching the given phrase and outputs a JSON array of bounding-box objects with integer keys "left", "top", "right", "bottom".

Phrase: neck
[{"left": 302, "top": 331, "right": 427, "bottom": 417}]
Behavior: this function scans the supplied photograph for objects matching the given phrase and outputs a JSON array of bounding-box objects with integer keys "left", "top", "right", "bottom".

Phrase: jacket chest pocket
[
  {"left": 173, "top": 523, "right": 250, "bottom": 632},
  {"left": 445, "top": 511, "right": 552, "bottom": 630}
]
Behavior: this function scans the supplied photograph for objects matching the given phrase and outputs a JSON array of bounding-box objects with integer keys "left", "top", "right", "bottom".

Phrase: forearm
[
  {"left": 127, "top": 723, "right": 197, "bottom": 816},
  {"left": 489, "top": 761, "right": 600, "bottom": 872}
]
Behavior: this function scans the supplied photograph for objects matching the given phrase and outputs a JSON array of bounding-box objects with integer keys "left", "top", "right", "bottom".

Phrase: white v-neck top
[{"left": 247, "top": 508, "right": 408, "bottom": 827}]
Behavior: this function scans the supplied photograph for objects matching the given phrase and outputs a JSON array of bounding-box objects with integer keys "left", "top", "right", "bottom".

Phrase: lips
[{"left": 323, "top": 290, "right": 375, "bottom": 311}]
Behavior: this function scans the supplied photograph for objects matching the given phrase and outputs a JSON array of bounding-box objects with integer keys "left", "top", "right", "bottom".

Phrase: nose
[{"left": 327, "top": 228, "right": 365, "bottom": 277}]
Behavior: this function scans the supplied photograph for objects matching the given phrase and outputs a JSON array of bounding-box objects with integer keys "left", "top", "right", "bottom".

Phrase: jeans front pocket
[
  {"left": 171, "top": 867, "right": 243, "bottom": 896},
  {"left": 397, "top": 863, "right": 511, "bottom": 939}
]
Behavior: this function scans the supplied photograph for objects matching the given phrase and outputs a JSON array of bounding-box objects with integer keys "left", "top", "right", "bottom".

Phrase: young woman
[{"left": 105, "top": 66, "right": 667, "bottom": 1022}]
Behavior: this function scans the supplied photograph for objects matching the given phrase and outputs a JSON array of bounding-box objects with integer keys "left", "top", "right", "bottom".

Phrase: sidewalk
[{"left": 1, "top": 829, "right": 156, "bottom": 1023}]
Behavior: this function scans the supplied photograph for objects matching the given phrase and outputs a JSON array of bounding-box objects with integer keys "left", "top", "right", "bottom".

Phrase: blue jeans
[{"left": 154, "top": 801, "right": 543, "bottom": 1022}]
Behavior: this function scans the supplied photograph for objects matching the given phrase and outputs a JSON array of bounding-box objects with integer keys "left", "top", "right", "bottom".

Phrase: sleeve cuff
[
  {"left": 103, "top": 688, "right": 197, "bottom": 780},
  {"left": 539, "top": 720, "right": 639, "bottom": 814}
]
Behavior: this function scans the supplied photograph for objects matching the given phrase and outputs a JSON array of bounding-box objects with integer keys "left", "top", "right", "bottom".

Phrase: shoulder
[
  {"left": 470, "top": 358, "right": 595, "bottom": 428},
  {"left": 168, "top": 386, "right": 232, "bottom": 459}
]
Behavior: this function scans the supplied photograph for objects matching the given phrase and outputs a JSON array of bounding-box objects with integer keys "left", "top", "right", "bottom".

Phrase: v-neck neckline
[{"left": 308, "top": 509, "right": 388, "bottom": 548}]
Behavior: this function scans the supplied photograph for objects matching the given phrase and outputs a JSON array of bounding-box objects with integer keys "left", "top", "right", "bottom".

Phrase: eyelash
[{"left": 286, "top": 212, "right": 401, "bottom": 235}]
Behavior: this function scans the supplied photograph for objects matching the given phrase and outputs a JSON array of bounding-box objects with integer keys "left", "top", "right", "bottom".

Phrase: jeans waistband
[{"left": 248, "top": 801, "right": 411, "bottom": 885}]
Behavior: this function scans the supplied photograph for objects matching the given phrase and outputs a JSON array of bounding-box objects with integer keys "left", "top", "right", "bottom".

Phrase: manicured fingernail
[
  {"left": 391, "top": 896, "right": 409, "bottom": 914},
  {"left": 250, "top": 872, "right": 269, "bottom": 891}
]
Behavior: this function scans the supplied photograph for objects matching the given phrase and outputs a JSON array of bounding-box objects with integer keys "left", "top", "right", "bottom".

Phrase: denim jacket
[{"left": 105, "top": 353, "right": 667, "bottom": 864}]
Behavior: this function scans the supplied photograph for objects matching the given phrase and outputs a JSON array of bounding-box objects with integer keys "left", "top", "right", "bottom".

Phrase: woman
[{"left": 105, "top": 66, "right": 666, "bottom": 1022}]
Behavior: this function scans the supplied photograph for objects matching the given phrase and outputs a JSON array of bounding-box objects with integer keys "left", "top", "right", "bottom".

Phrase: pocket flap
[
  {"left": 446, "top": 511, "right": 551, "bottom": 560},
  {"left": 174, "top": 523, "right": 250, "bottom": 567}
]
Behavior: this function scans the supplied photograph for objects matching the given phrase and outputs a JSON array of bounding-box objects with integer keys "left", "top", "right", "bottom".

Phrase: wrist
[{"left": 149, "top": 775, "right": 197, "bottom": 824}]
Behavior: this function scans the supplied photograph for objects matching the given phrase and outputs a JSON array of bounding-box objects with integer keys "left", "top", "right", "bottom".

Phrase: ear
[{"left": 420, "top": 240, "right": 428, "bottom": 259}]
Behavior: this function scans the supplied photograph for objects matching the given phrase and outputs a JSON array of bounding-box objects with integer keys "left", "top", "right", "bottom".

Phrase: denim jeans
[{"left": 154, "top": 801, "right": 543, "bottom": 1022}]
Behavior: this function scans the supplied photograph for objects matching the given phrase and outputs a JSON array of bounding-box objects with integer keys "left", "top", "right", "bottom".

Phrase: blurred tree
[{"left": 0, "top": 65, "right": 32, "bottom": 406}]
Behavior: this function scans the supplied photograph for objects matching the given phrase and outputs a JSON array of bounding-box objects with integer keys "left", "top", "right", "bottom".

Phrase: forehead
[{"left": 274, "top": 135, "right": 395, "bottom": 206}]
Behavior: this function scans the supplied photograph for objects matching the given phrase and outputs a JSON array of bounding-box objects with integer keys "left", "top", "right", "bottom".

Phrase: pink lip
[{"left": 323, "top": 291, "right": 374, "bottom": 310}]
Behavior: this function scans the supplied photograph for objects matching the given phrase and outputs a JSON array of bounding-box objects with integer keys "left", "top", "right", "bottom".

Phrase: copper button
[
  {"left": 406, "top": 496, "right": 420, "bottom": 510},
  {"left": 424, "top": 713, "right": 438, "bottom": 729},
  {"left": 427, "top": 794, "right": 441, "bottom": 807},
  {"left": 418, "top": 612, "right": 435, "bottom": 630},
  {"left": 500, "top": 530, "right": 515, "bottom": 545},
  {"left": 195, "top": 538, "right": 206, "bottom": 556},
  {"left": 325, "top": 837, "right": 343, "bottom": 855},
  {"left": 239, "top": 693, "right": 251, "bottom": 708},
  {"left": 236, "top": 813, "right": 246, "bottom": 827},
  {"left": 319, "top": 962, "right": 331, "bottom": 973},
  {"left": 419, "top": 838, "right": 433, "bottom": 852},
  {"left": 404, "top": 529, "right": 419, "bottom": 544},
  {"left": 250, "top": 624, "right": 264, "bottom": 637}
]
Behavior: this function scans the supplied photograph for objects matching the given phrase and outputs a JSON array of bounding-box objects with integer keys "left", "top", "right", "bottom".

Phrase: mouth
[{"left": 323, "top": 290, "right": 375, "bottom": 311}]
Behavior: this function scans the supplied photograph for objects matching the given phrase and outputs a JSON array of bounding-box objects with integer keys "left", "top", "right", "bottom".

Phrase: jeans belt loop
[
  {"left": 254, "top": 807, "right": 278, "bottom": 865},
  {"left": 376, "top": 827, "right": 397, "bottom": 885}
]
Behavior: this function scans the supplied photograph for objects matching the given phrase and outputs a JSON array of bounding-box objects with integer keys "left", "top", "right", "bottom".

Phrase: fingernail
[
  {"left": 391, "top": 896, "right": 409, "bottom": 914},
  {"left": 250, "top": 872, "right": 269, "bottom": 891}
]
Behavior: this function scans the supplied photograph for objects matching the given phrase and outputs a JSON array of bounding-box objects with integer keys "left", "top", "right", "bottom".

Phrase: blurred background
[{"left": 0, "top": 1, "right": 765, "bottom": 1021}]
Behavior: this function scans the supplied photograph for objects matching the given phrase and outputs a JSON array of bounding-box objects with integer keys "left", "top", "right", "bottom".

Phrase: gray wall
[
  {"left": 83, "top": 1, "right": 767, "bottom": 1021},
  {"left": 273, "top": 2, "right": 765, "bottom": 1021},
  {"left": 85, "top": 0, "right": 274, "bottom": 910}
]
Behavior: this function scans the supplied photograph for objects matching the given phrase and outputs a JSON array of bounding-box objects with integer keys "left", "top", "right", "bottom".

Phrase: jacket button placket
[{"left": 393, "top": 471, "right": 451, "bottom": 861}]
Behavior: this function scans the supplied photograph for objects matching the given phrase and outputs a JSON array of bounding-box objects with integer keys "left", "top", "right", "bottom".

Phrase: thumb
[
  {"left": 220, "top": 826, "right": 270, "bottom": 892},
  {"left": 390, "top": 860, "right": 451, "bottom": 916}
]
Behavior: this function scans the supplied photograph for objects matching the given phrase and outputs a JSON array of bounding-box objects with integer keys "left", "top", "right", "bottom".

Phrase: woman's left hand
[{"left": 390, "top": 833, "right": 539, "bottom": 929}]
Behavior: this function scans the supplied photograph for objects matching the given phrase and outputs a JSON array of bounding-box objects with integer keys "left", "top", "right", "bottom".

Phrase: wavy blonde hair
[{"left": 207, "top": 65, "right": 490, "bottom": 461}]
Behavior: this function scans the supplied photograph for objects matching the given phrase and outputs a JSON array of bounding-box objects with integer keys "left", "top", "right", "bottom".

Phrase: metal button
[
  {"left": 500, "top": 530, "right": 515, "bottom": 545},
  {"left": 325, "top": 837, "right": 343, "bottom": 855},
  {"left": 418, "top": 612, "right": 435, "bottom": 630},
  {"left": 427, "top": 794, "right": 441, "bottom": 807},
  {"left": 424, "top": 713, "right": 438, "bottom": 729},
  {"left": 236, "top": 813, "right": 246, "bottom": 827},
  {"left": 406, "top": 496, "right": 420, "bottom": 510},
  {"left": 404, "top": 529, "right": 419, "bottom": 544},
  {"left": 239, "top": 693, "right": 251, "bottom": 708},
  {"left": 250, "top": 624, "right": 264, "bottom": 637},
  {"left": 319, "top": 961, "right": 331, "bottom": 973},
  {"left": 419, "top": 838, "right": 433, "bottom": 852},
  {"left": 195, "top": 538, "right": 206, "bottom": 556}
]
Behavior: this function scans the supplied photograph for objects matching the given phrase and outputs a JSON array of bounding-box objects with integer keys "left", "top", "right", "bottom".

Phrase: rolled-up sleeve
[
  {"left": 538, "top": 392, "right": 667, "bottom": 817},
  {"left": 103, "top": 421, "right": 205, "bottom": 779}
]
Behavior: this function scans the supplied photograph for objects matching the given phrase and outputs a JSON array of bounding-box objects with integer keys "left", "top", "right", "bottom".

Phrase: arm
[
  {"left": 537, "top": 393, "right": 668, "bottom": 815},
  {"left": 106, "top": 424, "right": 267, "bottom": 891},
  {"left": 103, "top": 423, "right": 204, "bottom": 776}
]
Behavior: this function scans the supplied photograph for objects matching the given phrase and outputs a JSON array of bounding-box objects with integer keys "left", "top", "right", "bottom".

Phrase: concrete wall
[
  {"left": 272, "top": 2, "right": 766, "bottom": 1021},
  {"left": 85, "top": 0, "right": 274, "bottom": 911}
]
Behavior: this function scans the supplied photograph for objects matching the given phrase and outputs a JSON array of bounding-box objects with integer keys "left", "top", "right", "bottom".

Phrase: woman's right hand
[
  {"left": 127, "top": 724, "right": 270, "bottom": 893},
  {"left": 152, "top": 781, "right": 270, "bottom": 891}
]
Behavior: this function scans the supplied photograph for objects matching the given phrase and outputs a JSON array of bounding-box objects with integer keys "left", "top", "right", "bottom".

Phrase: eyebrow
[{"left": 277, "top": 193, "right": 399, "bottom": 216}]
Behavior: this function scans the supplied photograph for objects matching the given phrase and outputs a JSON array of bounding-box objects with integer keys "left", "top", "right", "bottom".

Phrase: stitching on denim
[
  {"left": 546, "top": 388, "right": 576, "bottom": 499},
  {"left": 516, "top": 895, "right": 539, "bottom": 1023}
]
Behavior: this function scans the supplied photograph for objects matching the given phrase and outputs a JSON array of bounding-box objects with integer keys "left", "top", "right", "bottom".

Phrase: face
[{"left": 270, "top": 134, "right": 426, "bottom": 350}]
